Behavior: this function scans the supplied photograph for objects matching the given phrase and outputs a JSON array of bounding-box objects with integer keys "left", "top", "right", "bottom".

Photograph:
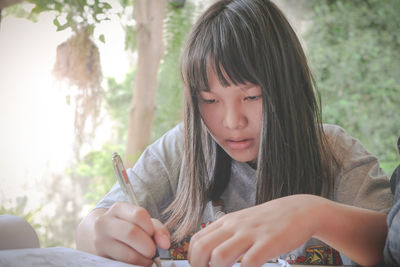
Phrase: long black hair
[{"left": 164, "top": 0, "right": 339, "bottom": 243}]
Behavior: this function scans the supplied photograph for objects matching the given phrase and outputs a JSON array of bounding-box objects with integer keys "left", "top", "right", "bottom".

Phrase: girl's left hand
[{"left": 188, "top": 194, "right": 329, "bottom": 267}]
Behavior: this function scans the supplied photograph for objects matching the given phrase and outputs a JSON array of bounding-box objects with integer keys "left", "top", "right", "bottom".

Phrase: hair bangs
[
  {"left": 211, "top": 7, "right": 259, "bottom": 87},
  {"left": 181, "top": 1, "right": 259, "bottom": 98}
]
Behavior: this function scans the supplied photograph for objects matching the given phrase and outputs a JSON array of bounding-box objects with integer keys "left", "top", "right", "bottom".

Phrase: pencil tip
[{"left": 153, "top": 257, "right": 162, "bottom": 267}]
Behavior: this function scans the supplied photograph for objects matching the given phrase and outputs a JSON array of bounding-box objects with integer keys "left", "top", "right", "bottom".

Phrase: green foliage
[
  {"left": 169, "top": 0, "right": 186, "bottom": 9},
  {"left": 124, "top": 26, "right": 137, "bottom": 51},
  {"left": 24, "top": 0, "right": 113, "bottom": 40},
  {"left": 118, "top": 0, "right": 136, "bottom": 51},
  {"left": 152, "top": 1, "right": 196, "bottom": 140},
  {"left": 2, "top": 3, "right": 39, "bottom": 21},
  {"left": 104, "top": 69, "right": 136, "bottom": 142},
  {"left": 306, "top": 0, "right": 400, "bottom": 175},
  {"left": 72, "top": 143, "right": 125, "bottom": 202}
]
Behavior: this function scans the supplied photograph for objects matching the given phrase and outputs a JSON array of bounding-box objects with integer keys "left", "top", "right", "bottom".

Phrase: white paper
[
  {"left": 0, "top": 247, "right": 134, "bottom": 267},
  {"left": 0, "top": 247, "right": 296, "bottom": 267},
  {"left": 161, "top": 261, "right": 287, "bottom": 267}
]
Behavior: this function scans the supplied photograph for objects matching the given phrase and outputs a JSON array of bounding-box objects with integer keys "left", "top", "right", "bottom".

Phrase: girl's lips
[{"left": 226, "top": 139, "right": 252, "bottom": 150}]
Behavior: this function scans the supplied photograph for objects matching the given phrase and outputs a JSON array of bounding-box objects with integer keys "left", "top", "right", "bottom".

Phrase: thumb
[{"left": 151, "top": 218, "right": 171, "bottom": 250}]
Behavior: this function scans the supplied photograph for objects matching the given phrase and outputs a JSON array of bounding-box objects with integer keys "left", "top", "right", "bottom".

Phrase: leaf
[
  {"left": 124, "top": 26, "right": 137, "bottom": 52},
  {"left": 87, "top": 24, "right": 95, "bottom": 35},
  {"left": 31, "top": 5, "right": 51, "bottom": 14},
  {"left": 53, "top": 17, "right": 60, "bottom": 27},
  {"left": 99, "top": 34, "right": 105, "bottom": 43},
  {"left": 54, "top": 2, "right": 63, "bottom": 12},
  {"left": 104, "top": 3, "right": 112, "bottom": 10},
  {"left": 53, "top": 17, "right": 70, "bottom": 31}
]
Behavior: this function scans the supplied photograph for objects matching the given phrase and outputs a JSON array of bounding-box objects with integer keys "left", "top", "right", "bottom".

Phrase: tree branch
[{"left": 0, "top": 0, "right": 23, "bottom": 10}]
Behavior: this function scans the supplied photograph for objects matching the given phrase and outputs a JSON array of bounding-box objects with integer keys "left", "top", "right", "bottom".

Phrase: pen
[{"left": 112, "top": 152, "right": 162, "bottom": 267}]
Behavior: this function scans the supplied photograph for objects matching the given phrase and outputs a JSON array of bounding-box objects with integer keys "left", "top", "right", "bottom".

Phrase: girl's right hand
[{"left": 92, "top": 202, "right": 170, "bottom": 266}]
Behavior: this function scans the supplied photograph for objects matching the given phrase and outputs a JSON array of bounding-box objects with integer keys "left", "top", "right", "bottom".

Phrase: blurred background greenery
[
  {"left": 1, "top": 0, "right": 399, "bottom": 248},
  {"left": 307, "top": 0, "right": 400, "bottom": 174}
]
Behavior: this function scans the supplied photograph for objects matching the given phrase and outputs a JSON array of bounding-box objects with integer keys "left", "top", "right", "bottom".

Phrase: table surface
[{"left": 0, "top": 247, "right": 352, "bottom": 267}]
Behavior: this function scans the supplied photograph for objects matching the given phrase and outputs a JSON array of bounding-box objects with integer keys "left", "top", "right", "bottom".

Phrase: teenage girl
[{"left": 76, "top": 0, "right": 393, "bottom": 266}]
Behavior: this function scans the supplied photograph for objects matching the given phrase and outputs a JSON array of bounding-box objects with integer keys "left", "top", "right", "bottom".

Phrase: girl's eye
[
  {"left": 245, "top": 95, "right": 262, "bottom": 101},
  {"left": 201, "top": 98, "right": 217, "bottom": 104}
]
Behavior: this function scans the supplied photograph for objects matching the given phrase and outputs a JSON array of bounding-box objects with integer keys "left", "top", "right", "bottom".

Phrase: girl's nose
[{"left": 223, "top": 105, "right": 246, "bottom": 130}]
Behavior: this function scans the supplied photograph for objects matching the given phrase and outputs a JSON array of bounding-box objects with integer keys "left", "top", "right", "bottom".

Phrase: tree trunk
[
  {"left": 0, "top": 0, "right": 23, "bottom": 10},
  {"left": 124, "top": 0, "right": 166, "bottom": 167}
]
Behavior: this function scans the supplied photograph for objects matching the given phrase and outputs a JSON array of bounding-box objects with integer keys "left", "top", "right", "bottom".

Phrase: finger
[
  {"left": 240, "top": 239, "right": 280, "bottom": 267},
  {"left": 209, "top": 235, "right": 253, "bottom": 267},
  {"left": 100, "top": 214, "right": 157, "bottom": 259},
  {"left": 151, "top": 218, "right": 171, "bottom": 249},
  {"left": 188, "top": 226, "right": 234, "bottom": 267},
  {"left": 190, "top": 218, "right": 223, "bottom": 241},
  {"left": 108, "top": 202, "right": 155, "bottom": 236},
  {"left": 98, "top": 237, "right": 154, "bottom": 267}
]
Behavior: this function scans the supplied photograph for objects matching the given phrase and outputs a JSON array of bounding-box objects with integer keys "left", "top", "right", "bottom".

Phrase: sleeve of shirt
[
  {"left": 324, "top": 124, "right": 394, "bottom": 213},
  {"left": 384, "top": 167, "right": 400, "bottom": 266},
  {"left": 94, "top": 123, "right": 185, "bottom": 221}
]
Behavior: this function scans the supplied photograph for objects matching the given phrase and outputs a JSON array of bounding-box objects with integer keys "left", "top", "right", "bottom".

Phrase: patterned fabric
[
  {"left": 285, "top": 245, "right": 342, "bottom": 265},
  {"left": 168, "top": 200, "right": 226, "bottom": 260},
  {"left": 167, "top": 231, "right": 342, "bottom": 265},
  {"left": 168, "top": 198, "right": 343, "bottom": 265},
  {"left": 168, "top": 222, "right": 212, "bottom": 260},
  {"left": 168, "top": 232, "right": 193, "bottom": 260}
]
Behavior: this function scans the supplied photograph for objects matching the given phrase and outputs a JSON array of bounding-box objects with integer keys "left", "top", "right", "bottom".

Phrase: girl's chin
[{"left": 226, "top": 150, "right": 257, "bottom": 165}]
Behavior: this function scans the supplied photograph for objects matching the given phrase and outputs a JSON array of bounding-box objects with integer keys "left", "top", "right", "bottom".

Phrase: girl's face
[{"left": 198, "top": 71, "right": 263, "bottom": 165}]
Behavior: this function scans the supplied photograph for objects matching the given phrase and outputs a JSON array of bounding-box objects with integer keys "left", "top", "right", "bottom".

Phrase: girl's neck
[{"left": 247, "top": 160, "right": 257, "bottom": 170}]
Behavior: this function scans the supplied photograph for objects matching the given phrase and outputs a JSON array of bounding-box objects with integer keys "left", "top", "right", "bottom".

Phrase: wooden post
[{"left": 124, "top": 0, "right": 167, "bottom": 167}]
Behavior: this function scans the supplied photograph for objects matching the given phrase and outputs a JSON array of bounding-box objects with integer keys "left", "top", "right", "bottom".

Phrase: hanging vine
[
  {"left": 53, "top": 26, "right": 103, "bottom": 158},
  {"left": 27, "top": 0, "right": 113, "bottom": 160}
]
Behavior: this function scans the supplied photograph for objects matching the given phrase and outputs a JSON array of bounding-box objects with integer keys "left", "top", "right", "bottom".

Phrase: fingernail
[{"left": 160, "top": 233, "right": 170, "bottom": 247}]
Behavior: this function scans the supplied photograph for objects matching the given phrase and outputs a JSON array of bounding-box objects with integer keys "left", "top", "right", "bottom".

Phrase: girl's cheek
[{"left": 200, "top": 105, "right": 218, "bottom": 123}]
